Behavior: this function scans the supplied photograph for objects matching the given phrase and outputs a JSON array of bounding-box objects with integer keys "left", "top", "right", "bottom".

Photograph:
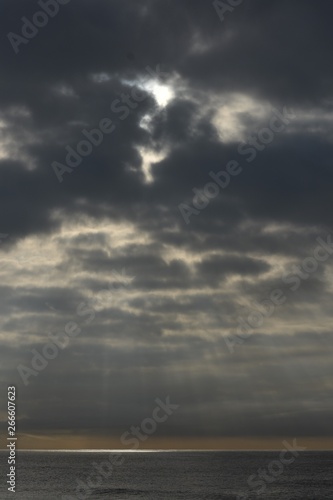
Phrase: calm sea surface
[{"left": 0, "top": 450, "right": 332, "bottom": 499}]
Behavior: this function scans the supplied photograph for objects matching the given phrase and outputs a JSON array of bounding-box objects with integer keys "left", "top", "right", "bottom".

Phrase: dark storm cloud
[
  {"left": 196, "top": 254, "right": 270, "bottom": 280},
  {"left": 0, "top": 0, "right": 333, "bottom": 443},
  {"left": 178, "top": 0, "right": 333, "bottom": 105},
  {"left": 0, "top": 0, "right": 332, "bottom": 239}
]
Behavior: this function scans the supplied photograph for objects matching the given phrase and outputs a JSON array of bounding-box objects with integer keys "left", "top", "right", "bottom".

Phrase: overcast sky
[{"left": 0, "top": 0, "right": 333, "bottom": 450}]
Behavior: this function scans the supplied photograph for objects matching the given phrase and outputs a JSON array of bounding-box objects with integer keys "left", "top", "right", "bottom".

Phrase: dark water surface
[{"left": 0, "top": 450, "right": 332, "bottom": 499}]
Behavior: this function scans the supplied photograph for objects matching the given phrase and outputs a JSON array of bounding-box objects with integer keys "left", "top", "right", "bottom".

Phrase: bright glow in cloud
[
  {"left": 138, "top": 147, "right": 168, "bottom": 183},
  {"left": 212, "top": 93, "right": 272, "bottom": 143}
]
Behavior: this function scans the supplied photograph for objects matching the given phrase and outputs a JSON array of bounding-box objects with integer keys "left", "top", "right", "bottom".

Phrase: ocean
[{"left": 0, "top": 450, "right": 332, "bottom": 499}]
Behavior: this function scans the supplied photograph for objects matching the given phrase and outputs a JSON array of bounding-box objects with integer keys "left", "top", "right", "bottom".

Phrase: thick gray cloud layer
[{"left": 0, "top": 0, "right": 332, "bottom": 442}]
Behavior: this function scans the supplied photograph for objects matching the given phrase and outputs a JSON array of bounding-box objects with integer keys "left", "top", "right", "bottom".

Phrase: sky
[{"left": 0, "top": 0, "right": 333, "bottom": 450}]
